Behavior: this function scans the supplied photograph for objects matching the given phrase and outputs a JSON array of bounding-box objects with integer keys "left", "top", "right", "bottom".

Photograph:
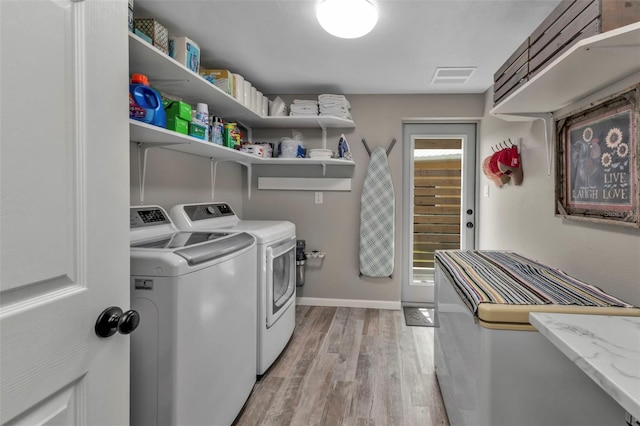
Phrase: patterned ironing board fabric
[
  {"left": 435, "top": 250, "right": 635, "bottom": 315},
  {"left": 360, "top": 146, "right": 395, "bottom": 277}
]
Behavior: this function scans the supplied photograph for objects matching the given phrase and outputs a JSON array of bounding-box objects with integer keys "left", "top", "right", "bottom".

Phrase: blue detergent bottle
[{"left": 129, "top": 73, "right": 166, "bottom": 128}]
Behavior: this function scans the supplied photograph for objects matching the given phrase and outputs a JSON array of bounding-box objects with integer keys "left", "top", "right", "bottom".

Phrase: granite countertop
[{"left": 529, "top": 312, "right": 640, "bottom": 420}]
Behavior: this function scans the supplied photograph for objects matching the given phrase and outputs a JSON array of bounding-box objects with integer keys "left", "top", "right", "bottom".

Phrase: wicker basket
[{"left": 134, "top": 18, "right": 169, "bottom": 54}]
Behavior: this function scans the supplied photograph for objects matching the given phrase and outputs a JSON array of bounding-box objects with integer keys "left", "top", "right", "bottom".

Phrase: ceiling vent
[{"left": 431, "top": 67, "right": 476, "bottom": 85}]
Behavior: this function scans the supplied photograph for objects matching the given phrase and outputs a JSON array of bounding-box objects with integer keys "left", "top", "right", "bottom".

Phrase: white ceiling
[{"left": 133, "top": 0, "right": 562, "bottom": 95}]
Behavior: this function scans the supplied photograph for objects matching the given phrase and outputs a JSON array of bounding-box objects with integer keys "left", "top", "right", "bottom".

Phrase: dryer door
[{"left": 265, "top": 238, "right": 296, "bottom": 328}]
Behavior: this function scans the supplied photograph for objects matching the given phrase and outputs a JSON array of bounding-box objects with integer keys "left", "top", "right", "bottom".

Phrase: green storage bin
[
  {"left": 167, "top": 116, "right": 189, "bottom": 135},
  {"left": 164, "top": 100, "right": 192, "bottom": 121}
]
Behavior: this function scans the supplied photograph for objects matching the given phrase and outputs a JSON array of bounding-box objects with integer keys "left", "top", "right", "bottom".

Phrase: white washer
[
  {"left": 129, "top": 206, "right": 257, "bottom": 426},
  {"left": 170, "top": 202, "right": 296, "bottom": 376}
]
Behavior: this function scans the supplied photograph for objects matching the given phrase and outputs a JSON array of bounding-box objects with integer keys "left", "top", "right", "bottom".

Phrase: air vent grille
[{"left": 431, "top": 67, "right": 476, "bottom": 84}]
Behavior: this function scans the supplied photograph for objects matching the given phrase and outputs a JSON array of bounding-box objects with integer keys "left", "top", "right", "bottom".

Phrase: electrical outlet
[{"left": 315, "top": 192, "right": 323, "bottom": 204}]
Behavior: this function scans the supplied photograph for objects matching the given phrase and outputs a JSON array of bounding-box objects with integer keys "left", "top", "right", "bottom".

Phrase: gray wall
[
  {"left": 477, "top": 89, "right": 640, "bottom": 307},
  {"left": 129, "top": 144, "right": 244, "bottom": 213},
  {"left": 245, "top": 94, "right": 485, "bottom": 304},
  {"left": 130, "top": 89, "right": 639, "bottom": 308}
]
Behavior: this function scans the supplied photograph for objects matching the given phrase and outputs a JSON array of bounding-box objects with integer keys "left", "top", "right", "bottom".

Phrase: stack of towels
[
  {"left": 289, "top": 99, "right": 319, "bottom": 116},
  {"left": 318, "top": 94, "right": 351, "bottom": 119}
]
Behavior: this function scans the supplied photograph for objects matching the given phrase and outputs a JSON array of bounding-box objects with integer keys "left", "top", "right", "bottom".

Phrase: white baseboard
[{"left": 296, "top": 297, "right": 401, "bottom": 310}]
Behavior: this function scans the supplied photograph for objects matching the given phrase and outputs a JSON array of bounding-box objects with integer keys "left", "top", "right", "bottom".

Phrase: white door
[
  {"left": 1, "top": 0, "right": 130, "bottom": 424},
  {"left": 401, "top": 123, "right": 477, "bottom": 304}
]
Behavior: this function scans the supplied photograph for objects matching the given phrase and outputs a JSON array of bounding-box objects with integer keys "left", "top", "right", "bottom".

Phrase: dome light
[{"left": 316, "top": 0, "right": 378, "bottom": 39}]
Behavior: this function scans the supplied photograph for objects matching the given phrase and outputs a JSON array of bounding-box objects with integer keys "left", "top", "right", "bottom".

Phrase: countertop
[{"left": 529, "top": 312, "right": 640, "bottom": 420}]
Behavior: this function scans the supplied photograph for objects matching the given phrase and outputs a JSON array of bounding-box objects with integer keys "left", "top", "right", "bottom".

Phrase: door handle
[
  {"left": 95, "top": 306, "right": 140, "bottom": 338},
  {"left": 466, "top": 222, "right": 474, "bottom": 229}
]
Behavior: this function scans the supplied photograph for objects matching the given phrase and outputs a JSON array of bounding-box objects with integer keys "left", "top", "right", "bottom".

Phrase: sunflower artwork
[{"left": 556, "top": 86, "right": 639, "bottom": 227}]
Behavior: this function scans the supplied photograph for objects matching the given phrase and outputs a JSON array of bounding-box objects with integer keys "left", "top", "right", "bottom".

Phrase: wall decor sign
[{"left": 555, "top": 85, "right": 639, "bottom": 227}]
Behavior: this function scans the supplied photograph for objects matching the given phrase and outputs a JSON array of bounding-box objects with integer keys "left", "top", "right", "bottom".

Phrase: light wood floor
[{"left": 233, "top": 305, "right": 450, "bottom": 426}]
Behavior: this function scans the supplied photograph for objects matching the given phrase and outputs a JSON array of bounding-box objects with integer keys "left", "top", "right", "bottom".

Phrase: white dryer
[
  {"left": 129, "top": 206, "right": 257, "bottom": 426},
  {"left": 170, "top": 202, "right": 296, "bottom": 376}
]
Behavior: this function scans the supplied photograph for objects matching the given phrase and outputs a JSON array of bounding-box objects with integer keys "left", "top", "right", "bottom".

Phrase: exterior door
[
  {"left": 401, "top": 123, "right": 477, "bottom": 304},
  {"left": 0, "top": 0, "right": 130, "bottom": 424}
]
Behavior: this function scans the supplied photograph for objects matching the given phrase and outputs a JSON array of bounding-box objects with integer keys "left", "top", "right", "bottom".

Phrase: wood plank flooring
[{"left": 233, "top": 305, "right": 450, "bottom": 426}]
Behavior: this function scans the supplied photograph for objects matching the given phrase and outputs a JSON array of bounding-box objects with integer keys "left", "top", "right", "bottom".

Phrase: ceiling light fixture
[{"left": 316, "top": 0, "right": 378, "bottom": 39}]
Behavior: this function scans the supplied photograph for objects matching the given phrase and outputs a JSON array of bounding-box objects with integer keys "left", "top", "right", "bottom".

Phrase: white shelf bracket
[
  {"left": 497, "top": 112, "right": 554, "bottom": 176},
  {"left": 210, "top": 158, "right": 218, "bottom": 200},
  {"left": 533, "top": 112, "right": 555, "bottom": 177},
  {"left": 134, "top": 141, "right": 185, "bottom": 204},
  {"left": 135, "top": 142, "right": 157, "bottom": 205},
  {"left": 318, "top": 120, "right": 328, "bottom": 149},
  {"left": 210, "top": 159, "right": 253, "bottom": 200},
  {"left": 238, "top": 161, "right": 253, "bottom": 200}
]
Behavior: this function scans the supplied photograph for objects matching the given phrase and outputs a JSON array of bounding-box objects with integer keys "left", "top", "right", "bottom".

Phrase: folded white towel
[
  {"left": 319, "top": 110, "right": 352, "bottom": 119},
  {"left": 318, "top": 101, "right": 347, "bottom": 108},
  {"left": 320, "top": 106, "right": 350, "bottom": 114},
  {"left": 293, "top": 99, "right": 319, "bottom": 105},
  {"left": 291, "top": 106, "right": 318, "bottom": 114},
  {"left": 319, "top": 94, "right": 350, "bottom": 108},
  {"left": 291, "top": 105, "right": 317, "bottom": 110},
  {"left": 320, "top": 103, "right": 349, "bottom": 110},
  {"left": 319, "top": 94, "right": 347, "bottom": 101}
]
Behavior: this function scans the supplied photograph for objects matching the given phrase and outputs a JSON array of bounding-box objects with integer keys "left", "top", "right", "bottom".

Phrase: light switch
[{"left": 315, "top": 192, "right": 323, "bottom": 204}]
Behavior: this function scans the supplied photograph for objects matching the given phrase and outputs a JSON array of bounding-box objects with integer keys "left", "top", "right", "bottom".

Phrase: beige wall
[
  {"left": 477, "top": 89, "right": 640, "bottom": 306},
  {"left": 245, "top": 94, "right": 485, "bottom": 303}
]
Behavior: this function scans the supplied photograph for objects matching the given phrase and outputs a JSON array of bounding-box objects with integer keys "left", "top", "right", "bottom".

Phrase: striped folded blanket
[{"left": 435, "top": 250, "right": 634, "bottom": 315}]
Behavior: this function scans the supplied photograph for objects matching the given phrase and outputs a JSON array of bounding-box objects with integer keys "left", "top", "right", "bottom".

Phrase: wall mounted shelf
[
  {"left": 129, "top": 33, "right": 355, "bottom": 130},
  {"left": 129, "top": 23, "right": 356, "bottom": 203},
  {"left": 258, "top": 177, "right": 352, "bottom": 191},
  {"left": 130, "top": 120, "right": 355, "bottom": 200},
  {"left": 490, "top": 22, "right": 640, "bottom": 119},
  {"left": 130, "top": 120, "right": 355, "bottom": 168},
  {"left": 490, "top": 22, "right": 640, "bottom": 176}
]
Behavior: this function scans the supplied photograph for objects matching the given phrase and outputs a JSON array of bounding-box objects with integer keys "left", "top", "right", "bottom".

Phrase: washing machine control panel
[
  {"left": 185, "top": 203, "right": 236, "bottom": 221},
  {"left": 130, "top": 207, "right": 171, "bottom": 228}
]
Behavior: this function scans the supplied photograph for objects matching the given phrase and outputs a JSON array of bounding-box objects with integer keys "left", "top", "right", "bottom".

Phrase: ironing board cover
[{"left": 360, "top": 146, "right": 395, "bottom": 277}]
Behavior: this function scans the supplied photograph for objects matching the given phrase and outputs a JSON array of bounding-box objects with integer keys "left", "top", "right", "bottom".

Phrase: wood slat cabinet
[{"left": 493, "top": 0, "right": 640, "bottom": 106}]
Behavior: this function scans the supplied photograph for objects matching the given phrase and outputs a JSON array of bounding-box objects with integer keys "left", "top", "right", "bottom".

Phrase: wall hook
[
  {"left": 386, "top": 138, "right": 397, "bottom": 156},
  {"left": 362, "top": 138, "right": 396, "bottom": 157}
]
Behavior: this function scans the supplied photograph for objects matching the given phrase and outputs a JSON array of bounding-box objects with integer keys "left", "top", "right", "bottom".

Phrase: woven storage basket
[{"left": 134, "top": 18, "right": 169, "bottom": 54}]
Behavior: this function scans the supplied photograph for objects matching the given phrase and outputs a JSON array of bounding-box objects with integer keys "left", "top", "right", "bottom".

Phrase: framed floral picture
[{"left": 555, "top": 85, "right": 639, "bottom": 227}]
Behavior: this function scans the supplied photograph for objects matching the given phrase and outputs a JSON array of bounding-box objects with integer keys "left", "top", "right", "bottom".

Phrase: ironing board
[{"left": 360, "top": 146, "right": 395, "bottom": 277}]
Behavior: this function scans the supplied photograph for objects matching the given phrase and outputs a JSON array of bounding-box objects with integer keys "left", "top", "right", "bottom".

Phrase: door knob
[
  {"left": 466, "top": 222, "right": 474, "bottom": 228},
  {"left": 95, "top": 306, "right": 140, "bottom": 338}
]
